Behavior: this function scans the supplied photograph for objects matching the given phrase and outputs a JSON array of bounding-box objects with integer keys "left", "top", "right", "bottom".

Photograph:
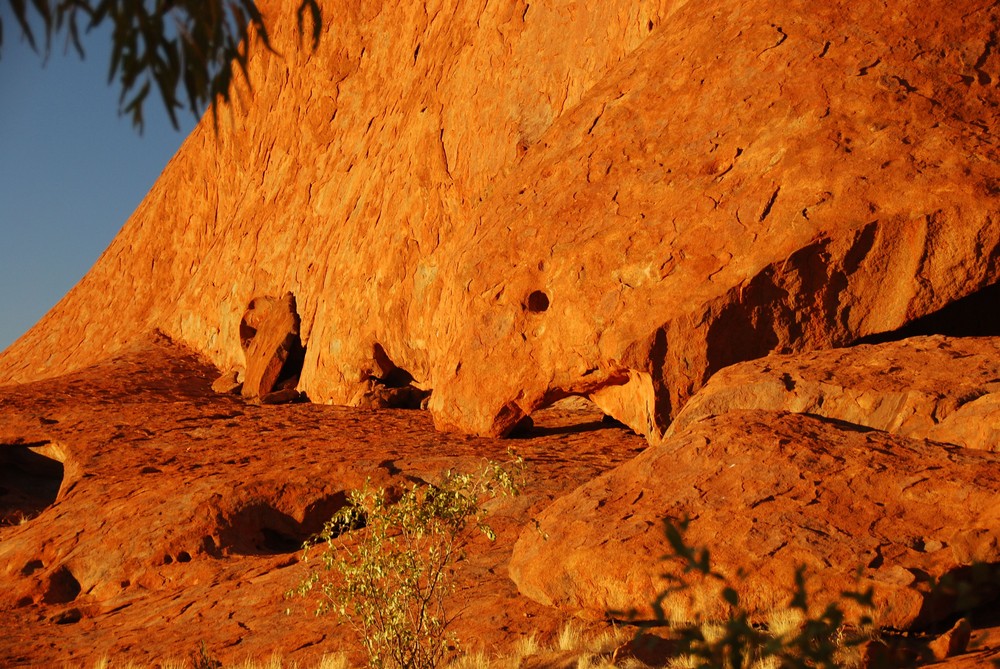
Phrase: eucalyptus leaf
[{"left": 3, "top": 0, "right": 323, "bottom": 132}]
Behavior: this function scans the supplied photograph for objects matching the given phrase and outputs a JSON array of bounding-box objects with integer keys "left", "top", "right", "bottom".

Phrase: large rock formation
[
  {"left": 3, "top": 0, "right": 1000, "bottom": 665},
  {"left": 668, "top": 335, "right": 1000, "bottom": 450},
  {"left": 1, "top": 0, "right": 999, "bottom": 441},
  {"left": 509, "top": 410, "right": 1000, "bottom": 630}
]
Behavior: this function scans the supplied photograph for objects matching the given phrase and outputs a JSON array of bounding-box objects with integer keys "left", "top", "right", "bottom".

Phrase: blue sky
[{"left": 0, "top": 19, "right": 197, "bottom": 353}]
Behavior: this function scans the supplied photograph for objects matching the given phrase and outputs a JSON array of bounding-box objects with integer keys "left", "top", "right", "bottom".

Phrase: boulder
[
  {"left": 509, "top": 410, "right": 1000, "bottom": 630},
  {"left": 239, "top": 293, "right": 303, "bottom": 399},
  {"left": 0, "top": 0, "right": 999, "bottom": 443},
  {"left": 929, "top": 618, "right": 972, "bottom": 661},
  {"left": 211, "top": 369, "right": 243, "bottom": 395},
  {"left": 927, "top": 393, "right": 1000, "bottom": 452},
  {"left": 668, "top": 335, "right": 1000, "bottom": 450}
]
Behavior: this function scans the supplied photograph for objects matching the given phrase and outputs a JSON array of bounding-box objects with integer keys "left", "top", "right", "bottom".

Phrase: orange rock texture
[
  {"left": 669, "top": 335, "right": 1000, "bottom": 450},
  {"left": 510, "top": 410, "right": 1000, "bottom": 630},
  {"left": 3, "top": 0, "right": 1000, "bottom": 665},
  {"left": 0, "top": 336, "right": 643, "bottom": 667},
  {"left": 2, "top": 0, "right": 1000, "bottom": 442}
]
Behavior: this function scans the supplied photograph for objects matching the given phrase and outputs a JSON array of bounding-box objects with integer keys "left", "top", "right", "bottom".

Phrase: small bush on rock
[{"left": 290, "top": 458, "right": 523, "bottom": 669}]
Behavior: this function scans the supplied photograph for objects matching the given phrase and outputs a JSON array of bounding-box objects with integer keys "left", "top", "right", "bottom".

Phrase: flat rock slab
[
  {"left": 669, "top": 335, "right": 1000, "bottom": 450},
  {"left": 510, "top": 410, "right": 1000, "bottom": 631},
  {"left": 0, "top": 334, "right": 644, "bottom": 667}
]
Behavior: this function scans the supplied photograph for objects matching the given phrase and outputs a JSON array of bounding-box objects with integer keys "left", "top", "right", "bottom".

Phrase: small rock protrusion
[
  {"left": 950, "top": 528, "right": 1000, "bottom": 563},
  {"left": 874, "top": 565, "right": 917, "bottom": 587},
  {"left": 211, "top": 369, "right": 243, "bottom": 395},
  {"left": 927, "top": 617, "right": 972, "bottom": 661},
  {"left": 52, "top": 608, "right": 83, "bottom": 625},
  {"left": 354, "top": 384, "right": 428, "bottom": 409},
  {"left": 259, "top": 388, "right": 303, "bottom": 405},
  {"left": 355, "top": 344, "right": 431, "bottom": 409},
  {"left": 922, "top": 538, "right": 945, "bottom": 553}
]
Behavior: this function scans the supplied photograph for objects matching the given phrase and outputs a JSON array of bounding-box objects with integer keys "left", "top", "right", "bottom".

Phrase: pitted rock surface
[
  {"left": 0, "top": 0, "right": 998, "bottom": 441},
  {"left": 510, "top": 410, "right": 1000, "bottom": 631},
  {"left": 669, "top": 335, "right": 1000, "bottom": 450},
  {"left": 0, "top": 335, "right": 644, "bottom": 667}
]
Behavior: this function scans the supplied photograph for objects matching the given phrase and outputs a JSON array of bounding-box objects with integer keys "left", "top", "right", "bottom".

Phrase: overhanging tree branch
[{"left": 0, "top": 0, "right": 323, "bottom": 132}]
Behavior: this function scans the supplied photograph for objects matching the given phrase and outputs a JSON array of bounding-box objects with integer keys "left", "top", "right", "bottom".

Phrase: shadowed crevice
[
  {"left": 0, "top": 443, "right": 64, "bottom": 526},
  {"left": 856, "top": 282, "right": 1000, "bottom": 345},
  {"left": 215, "top": 492, "right": 349, "bottom": 556}
]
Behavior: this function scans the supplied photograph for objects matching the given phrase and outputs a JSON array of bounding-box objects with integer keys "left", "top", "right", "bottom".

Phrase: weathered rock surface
[
  {"left": 210, "top": 368, "right": 243, "bottom": 395},
  {"left": 4, "top": 0, "right": 1000, "bottom": 663},
  {"left": 929, "top": 618, "right": 973, "bottom": 661},
  {"left": 240, "top": 292, "right": 304, "bottom": 399},
  {"left": 0, "top": 335, "right": 644, "bottom": 667},
  {"left": 2, "top": 0, "right": 1000, "bottom": 441},
  {"left": 510, "top": 410, "right": 1000, "bottom": 630},
  {"left": 0, "top": 0, "right": 694, "bottom": 432},
  {"left": 669, "top": 335, "right": 1000, "bottom": 450},
  {"left": 927, "top": 392, "right": 1000, "bottom": 453},
  {"left": 427, "top": 0, "right": 1000, "bottom": 440}
]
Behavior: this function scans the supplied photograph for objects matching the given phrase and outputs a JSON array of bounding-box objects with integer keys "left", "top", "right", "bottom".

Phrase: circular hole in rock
[
  {"left": 177, "top": 551, "right": 192, "bottom": 563},
  {"left": 526, "top": 290, "right": 550, "bottom": 313},
  {"left": 0, "top": 442, "right": 64, "bottom": 526}
]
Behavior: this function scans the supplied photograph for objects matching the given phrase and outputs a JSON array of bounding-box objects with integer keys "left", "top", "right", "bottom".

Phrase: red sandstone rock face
[
  {"left": 1, "top": 0, "right": 999, "bottom": 441},
  {"left": 427, "top": 0, "right": 1000, "bottom": 439},
  {"left": 0, "top": 336, "right": 643, "bottom": 666},
  {"left": 509, "top": 410, "right": 1000, "bottom": 631},
  {"left": 0, "top": 0, "right": 689, "bottom": 427},
  {"left": 1, "top": 1, "right": 999, "bottom": 665},
  {"left": 669, "top": 335, "right": 1000, "bottom": 450}
]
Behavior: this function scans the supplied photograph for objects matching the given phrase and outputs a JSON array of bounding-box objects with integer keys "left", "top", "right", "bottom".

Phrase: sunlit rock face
[
  {"left": 3, "top": 0, "right": 999, "bottom": 441},
  {"left": 509, "top": 410, "right": 1000, "bottom": 630}
]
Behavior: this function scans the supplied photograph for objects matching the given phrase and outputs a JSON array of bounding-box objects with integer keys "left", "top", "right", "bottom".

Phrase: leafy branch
[
  {"left": 1, "top": 0, "right": 322, "bottom": 131},
  {"left": 289, "top": 456, "right": 524, "bottom": 669}
]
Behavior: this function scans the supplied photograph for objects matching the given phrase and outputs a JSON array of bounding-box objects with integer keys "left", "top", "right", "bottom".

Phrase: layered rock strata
[{"left": 668, "top": 335, "right": 1000, "bottom": 450}]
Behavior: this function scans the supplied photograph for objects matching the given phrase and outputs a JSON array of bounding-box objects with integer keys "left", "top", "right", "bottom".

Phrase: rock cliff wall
[{"left": 2, "top": 0, "right": 999, "bottom": 441}]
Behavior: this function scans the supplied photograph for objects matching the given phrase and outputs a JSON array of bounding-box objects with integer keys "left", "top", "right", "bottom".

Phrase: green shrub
[{"left": 290, "top": 458, "right": 523, "bottom": 669}]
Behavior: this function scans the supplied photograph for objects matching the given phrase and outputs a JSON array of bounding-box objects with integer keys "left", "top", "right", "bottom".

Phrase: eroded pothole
[
  {"left": 215, "top": 492, "right": 349, "bottom": 556},
  {"left": 0, "top": 442, "right": 64, "bottom": 526}
]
